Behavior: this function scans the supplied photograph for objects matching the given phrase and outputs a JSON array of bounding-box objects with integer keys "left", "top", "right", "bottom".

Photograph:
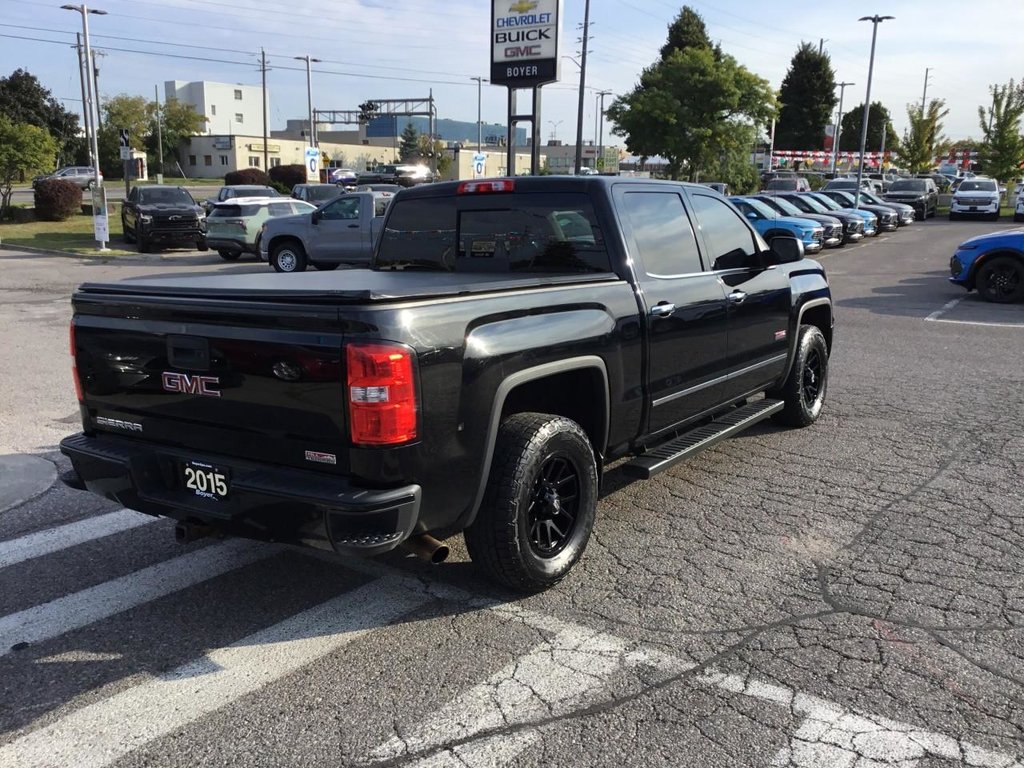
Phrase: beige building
[{"left": 175, "top": 135, "right": 398, "bottom": 180}]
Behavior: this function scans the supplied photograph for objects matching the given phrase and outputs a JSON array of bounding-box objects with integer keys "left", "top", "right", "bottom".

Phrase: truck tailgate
[{"left": 72, "top": 292, "right": 349, "bottom": 473}]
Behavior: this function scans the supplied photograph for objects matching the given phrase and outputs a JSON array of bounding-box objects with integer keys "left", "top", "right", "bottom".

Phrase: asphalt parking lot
[{"left": 0, "top": 218, "right": 1022, "bottom": 767}]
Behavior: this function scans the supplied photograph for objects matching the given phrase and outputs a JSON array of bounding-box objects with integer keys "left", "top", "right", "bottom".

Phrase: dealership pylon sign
[
  {"left": 490, "top": 0, "right": 561, "bottom": 88},
  {"left": 491, "top": 0, "right": 562, "bottom": 176}
]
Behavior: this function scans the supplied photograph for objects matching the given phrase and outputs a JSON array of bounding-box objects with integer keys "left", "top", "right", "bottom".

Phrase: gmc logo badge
[{"left": 161, "top": 371, "right": 221, "bottom": 397}]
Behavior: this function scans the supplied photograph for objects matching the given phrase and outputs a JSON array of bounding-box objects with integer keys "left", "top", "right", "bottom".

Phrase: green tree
[
  {"left": 98, "top": 94, "right": 152, "bottom": 177},
  {"left": 398, "top": 122, "right": 419, "bottom": 161},
  {"left": 976, "top": 80, "right": 1024, "bottom": 184},
  {"left": 659, "top": 6, "right": 717, "bottom": 59},
  {"left": 708, "top": 123, "right": 760, "bottom": 193},
  {"left": 838, "top": 102, "right": 898, "bottom": 152},
  {"left": 774, "top": 43, "right": 836, "bottom": 151},
  {"left": 0, "top": 116, "right": 58, "bottom": 219},
  {"left": 148, "top": 98, "right": 207, "bottom": 174},
  {"left": 0, "top": 69, "right": 80, "bottom": 166},
  {"left": 897, "top": 99, "right": 950, "bottom": 173},
  {"left": 607, "top": 46, "right": 776, "bottom": 181}
]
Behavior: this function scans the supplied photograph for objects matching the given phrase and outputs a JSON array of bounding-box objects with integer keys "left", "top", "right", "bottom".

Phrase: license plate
[
  {"left": 182, "top": 461, "right": 229, "bottom": 501},
  {"left": 969, "top": 206, "right": 978, "bottom": 211}
]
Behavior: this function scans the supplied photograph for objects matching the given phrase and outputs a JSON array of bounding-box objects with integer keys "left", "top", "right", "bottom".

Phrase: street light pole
[
  {"left": 831, "top": 81, "right": 854, "bottom": 175},
  {"left": 854, "top": 14, "right": 894, "bottom": 208},
  {"left": 294, "top": 55, "right": 321, "bottom": 146},
  {"left": 471, "top": 76, "right": 486, "bottom": 152},
  {"left": 62, "top": 3, "right": 107, "bottom": 250}
]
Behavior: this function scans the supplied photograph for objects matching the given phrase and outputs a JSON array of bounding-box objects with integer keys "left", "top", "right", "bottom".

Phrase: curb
[
  {"left": 0, "top": 455, "right": 57, "bottom": 514},
  {"left": 0, "top": 242, "right": 205, "bottom": 261}
]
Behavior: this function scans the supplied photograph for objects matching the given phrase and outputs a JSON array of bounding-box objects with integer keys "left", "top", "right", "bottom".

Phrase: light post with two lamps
[
  {"left": 61, "top": 3, "right": 107, "bottom": 250},
  {"left": 294, "top": 55, "right": 321, "bottom": 147},
  {"left": 470, "top": 76, "right": 488, "bottom": 152},
  {"left": 853, "top": 14, "right": 894, "bottom": 208}
]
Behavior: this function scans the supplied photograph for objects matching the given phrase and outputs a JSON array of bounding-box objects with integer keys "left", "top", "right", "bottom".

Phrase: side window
[
  {"left": 268, "top": 202, "right": 293, "bottom": 216},
  {"left": 690, "top": 194, "right": 760, "bottom": 271},
  {"left": 621, "top": 191, "right": 702, "bottom": 277},
  {"left": 320, "top": 197, "right": 359, "bottom": 220}
]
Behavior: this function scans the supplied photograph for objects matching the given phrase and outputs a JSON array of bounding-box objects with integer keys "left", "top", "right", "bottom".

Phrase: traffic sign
[
  {"left": 305, "top": 146, "right": 319, "bottom": 181},
  {"left": 118, "top": 128, "right": 129, "bottom": 148},
  {"left": 472, "top": 152, "right": 486, "bottom": 178},
  {"left": 119, "top": 147, "right": 132, "bottom": 161}
]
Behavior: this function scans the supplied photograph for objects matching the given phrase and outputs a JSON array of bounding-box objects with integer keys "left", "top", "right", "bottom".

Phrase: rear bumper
[
  {"left": 59, "top": 432, "right": 421, "bottom": 557},
  {"left": 205, "top": 237, "right": 255, "bottom": 254}
]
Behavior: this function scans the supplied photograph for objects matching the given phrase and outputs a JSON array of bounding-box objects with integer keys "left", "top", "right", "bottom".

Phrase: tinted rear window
[
  {"left": 376, "top": 193, "right": 611, "bottom": 273},
  {"left": 889, "top": 180, "right": 927, "bottom": 191},
  {"left": 209, "top": 204, "right": 261, "bottom": 217}
]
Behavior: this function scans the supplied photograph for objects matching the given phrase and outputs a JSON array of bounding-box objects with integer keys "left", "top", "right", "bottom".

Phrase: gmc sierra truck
[{"left": 61, "top": 177, "right": 834, "bottom": 592}]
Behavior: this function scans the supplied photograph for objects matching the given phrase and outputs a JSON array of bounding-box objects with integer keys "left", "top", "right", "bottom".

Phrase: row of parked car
[{"left": 118, "top": 181, "right": 400, "bottom": 260}]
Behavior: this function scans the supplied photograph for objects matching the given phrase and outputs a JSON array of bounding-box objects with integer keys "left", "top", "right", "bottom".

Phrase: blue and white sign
[
  {"left": 305, "top": 146, "right": 319, "bottom": 181},
  {"left": 472, "top": 152, "right": 487, "bottom": 177}
]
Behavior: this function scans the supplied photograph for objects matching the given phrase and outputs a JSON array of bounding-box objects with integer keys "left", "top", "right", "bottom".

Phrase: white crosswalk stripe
[
  {"left": 0, "top": 575, "right": 426, "bottom": 768},
  {"left": 0, "top": 539, "right": 272, "bottom": 656},
  {"left": 0, "top": 509, "right": 155, "bottom": 569}
]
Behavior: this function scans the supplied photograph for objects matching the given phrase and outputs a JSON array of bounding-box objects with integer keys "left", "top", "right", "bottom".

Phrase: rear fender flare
[{"left": 462, "top": 356, "right": 610, "bottom": 531}]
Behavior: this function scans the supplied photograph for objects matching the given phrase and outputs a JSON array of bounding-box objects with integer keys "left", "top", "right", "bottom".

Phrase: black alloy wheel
[
  {"left": 976, "top": 256, "right": 1024, "bottom": 303},
  {"left": 526, "top": 454, "right": 580, "bottom": 557}
]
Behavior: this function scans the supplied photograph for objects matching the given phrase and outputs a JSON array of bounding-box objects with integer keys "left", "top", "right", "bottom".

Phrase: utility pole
[
  {"left": 154, "top": 84, "right": 163, "bottom": 182},
  {"left": 832, "top": 81, "right": 854, "bottom": 174},
  {"left": 90, "top": 49, "right": 105, "bottom": 129},
  {"left": 920, "top": 67, "right": 932, "bottom": 113},
  {"left": 819, "top": 38, "right": 827, "bottom": 55},
  {"left": 260, "top": 48, "right": 269, "bottom": 171},
  {"left": 854, "top": 15, "right": 894, "bottom": 208},
  {"left": 597, "top": 89, "right": 612, "bottom": 172},
  {"left": 572, "top": 0, "right": 591, "bottom": 174}
]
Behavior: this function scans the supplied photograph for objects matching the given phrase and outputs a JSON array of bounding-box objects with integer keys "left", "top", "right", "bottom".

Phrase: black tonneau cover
[{"left": 76, "top": 269, "right": 618, "bottom": 304}]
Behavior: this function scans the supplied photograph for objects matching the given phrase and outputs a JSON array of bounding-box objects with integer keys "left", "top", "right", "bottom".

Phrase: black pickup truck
[{"left": 62, "top": 177, "right": 833, "bottom": 591}]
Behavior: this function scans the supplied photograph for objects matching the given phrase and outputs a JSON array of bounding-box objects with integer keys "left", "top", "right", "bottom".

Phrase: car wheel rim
[
  {"left": 277, "top": 251, "right": 296, "bottom": 271},
  {"left": 527, "top": 453, "right": 580, "bottom": 557},
  {"left": 988, "top": 266, "right": 1020, "bottom": 297},
  {"left": 801, "top": 348, "right": 822, "bottom": 407}
]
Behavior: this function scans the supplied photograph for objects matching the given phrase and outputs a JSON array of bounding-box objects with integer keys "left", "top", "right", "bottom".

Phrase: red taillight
[
  {"left": 70, "top": 321, "right": 83, "bottom": 402},
  {"left": 346, "top": 342, "right": 418, "bottom": 445},
  {"left": 457, "top": 179, "right": 515, "bottom": 194},
  {"left": 226, "top": 218, "right": 247, "bottom": 232}
]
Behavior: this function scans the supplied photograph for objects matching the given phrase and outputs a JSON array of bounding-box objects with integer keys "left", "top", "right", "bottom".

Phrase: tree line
[{"left": 607, "top": 7, "right": 1024, "bottom": 187}]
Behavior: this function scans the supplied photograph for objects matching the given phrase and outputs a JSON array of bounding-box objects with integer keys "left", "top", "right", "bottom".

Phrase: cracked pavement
[{"left": 1, "top": 218, "right": 1023, "bottom": 767}]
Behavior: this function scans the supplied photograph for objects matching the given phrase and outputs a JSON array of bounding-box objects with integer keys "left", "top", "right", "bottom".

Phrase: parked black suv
[
  {"left": 121, "top": 186, "right": 207, "bottom": 253},
  {"left": 884, "top": 178, "right": 938, "bottom": 218}
]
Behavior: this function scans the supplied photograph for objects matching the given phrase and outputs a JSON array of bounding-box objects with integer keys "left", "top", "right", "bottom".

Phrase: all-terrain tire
[
  {"left": 769, "top": 325, "right": 829, "bottom": 428},
  {"left": 464, "top": 412, "right": 598, "bottom": 592}
]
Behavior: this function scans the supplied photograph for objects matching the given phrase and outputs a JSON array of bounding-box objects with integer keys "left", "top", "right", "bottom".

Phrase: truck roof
[{"left": 394, "top": 175, "right": 703, "bottom": 200}]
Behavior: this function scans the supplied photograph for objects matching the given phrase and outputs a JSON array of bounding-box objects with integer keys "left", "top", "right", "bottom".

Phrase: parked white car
[{"left": 949, "top": 178, "right": 1001, "bottom": 221}]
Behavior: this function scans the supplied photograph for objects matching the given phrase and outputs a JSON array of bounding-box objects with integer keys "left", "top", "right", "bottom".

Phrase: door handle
[
  {"left": 650, "top": 303, "right": 675, "bottom": 318},
  {"left": 728, "top": 291, "right": 748, "bottom": 304},
  {"left": 347, "top": 224, "right": 359, "bottom": 228}
]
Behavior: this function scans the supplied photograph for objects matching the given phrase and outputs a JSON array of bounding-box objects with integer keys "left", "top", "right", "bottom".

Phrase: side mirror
[
  {"left": 746, "top": 211, "right": 758, "bottom": 220},
  {"left": 311, "top": 210, "right": 321, "bottom": 224},
  {"left": 766, "top": 235, "right": 804, "bottom": 265}
]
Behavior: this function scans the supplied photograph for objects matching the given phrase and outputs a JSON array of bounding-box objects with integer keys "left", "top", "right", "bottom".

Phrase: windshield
[
  {"left": 828, "top": 191, "right": 856, "bottom": 205},
  {"left": 810, "top": 193, "right": 843, "bottom": 211},
  {"left": 764, "top": 178, "right": 799, "bottom": 190},
  {"left": 958, "top": 180, "right": 997, "bottom": 192},
  {"left": 377, "top": 192, "right": 611, "bottom": 273},
  {"left": 859, "top": 191, "right": 884, "bottom": 205},
  {"left": 761, "top": 196, "right": 803, "bottom": 216},
  {"left": 138, "top": 188, "right": 194, "bottom": 205},
  {"left": 739, "top": 198, "right": 779, "bottom": 218},
  {"left": 304, "top": 186, "right": 342, "bottom": 202},
  {"left": 889, "top": 180, "right": 926, "bottom": 192}
]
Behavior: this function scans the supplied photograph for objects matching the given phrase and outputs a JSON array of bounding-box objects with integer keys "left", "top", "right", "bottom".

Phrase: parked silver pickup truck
[{"left": 259, "top": 191, "right": 393, "bottom": 272}]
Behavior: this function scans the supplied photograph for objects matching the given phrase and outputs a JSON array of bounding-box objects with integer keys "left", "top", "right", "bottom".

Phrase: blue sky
[{"left": 2, "top": 0, "right": 1020, "bottom": 147}]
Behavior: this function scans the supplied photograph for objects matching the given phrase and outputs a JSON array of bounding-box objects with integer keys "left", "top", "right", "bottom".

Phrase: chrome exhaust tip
[{"left": 400, "top": 533, "right": 450, "bottom": 564}]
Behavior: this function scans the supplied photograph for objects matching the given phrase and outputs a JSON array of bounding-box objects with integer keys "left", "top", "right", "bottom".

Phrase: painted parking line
[
  {"left": 925, "top": 296, "right": 1024, "bottom": 327},
  {"left": 0, "top": 509, "right": 155, "bottom": 570},
  {"left": 925, "top": 297, "right": 965, "bottom": 321},
  {"left": 0, "top": 539, "right": 272, "bottom": 656},
  {"left": 0, "top": 576, "right": 425, "bottom": 768}
]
